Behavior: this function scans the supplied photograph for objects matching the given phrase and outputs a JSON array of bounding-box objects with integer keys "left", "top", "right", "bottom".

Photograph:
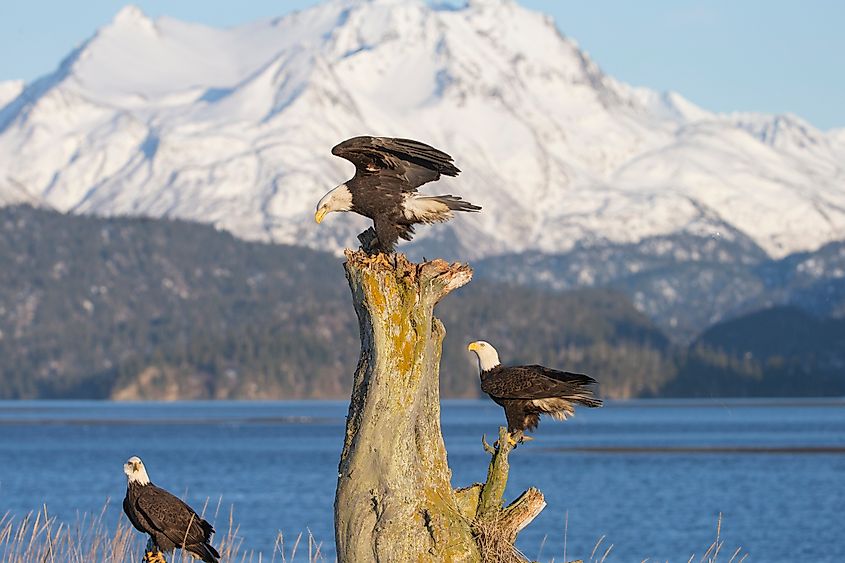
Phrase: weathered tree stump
[{"left": 334, "top": 250, "right": 546, "bottom": 563}]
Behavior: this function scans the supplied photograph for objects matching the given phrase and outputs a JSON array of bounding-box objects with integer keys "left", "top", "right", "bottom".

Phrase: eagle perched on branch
[
  {"left": 315, "top": 136, "right": 481, "bottom": 254},
  {"left": 123, "top": 456, "right": 220, "bottom": 563},
  {"left": 468, "top": 341, "right": 602, "bottom": 444}
]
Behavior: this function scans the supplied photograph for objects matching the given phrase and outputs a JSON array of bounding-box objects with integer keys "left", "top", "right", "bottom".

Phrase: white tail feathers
[{"left": 403, "top": 194, "right": 481, "bottom": 223}]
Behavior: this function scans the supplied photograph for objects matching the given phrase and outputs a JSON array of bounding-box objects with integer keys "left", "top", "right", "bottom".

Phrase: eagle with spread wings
[{"left": 315, "top": 136, "right": 480, "bottom": 254}]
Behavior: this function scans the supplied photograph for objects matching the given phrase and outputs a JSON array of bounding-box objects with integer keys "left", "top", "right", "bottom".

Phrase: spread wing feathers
[
  {"left": 135, "top": 486, "right": 218, "bottom": 558},
  {"left": 332, "top": 136, "right": 460, "bottom": 190},
  {"left": 482, "top": 365, "right": 602, "bottom": 407}
]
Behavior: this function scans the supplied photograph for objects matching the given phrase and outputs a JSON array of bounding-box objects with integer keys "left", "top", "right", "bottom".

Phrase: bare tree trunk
[
  {"left": 334, "top": 251, "right": 477, "bottom": 562},
  {"left": 469, "top": 429, "right": 547, "bottom": 562},
  {"left": 334, "top": 250, "right": 546, "bottom": 563}
]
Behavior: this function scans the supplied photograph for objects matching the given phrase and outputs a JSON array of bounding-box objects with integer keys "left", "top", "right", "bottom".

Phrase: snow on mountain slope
[
  {"left": 0, "top": 80, "right": 23, "bottom": 108},
  {"left": 0, "top": 0, "right": 842, "bottom": 259}
]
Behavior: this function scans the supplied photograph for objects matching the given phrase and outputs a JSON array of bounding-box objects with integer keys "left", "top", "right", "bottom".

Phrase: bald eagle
[
  {"left": 315, "top": 136, "right": 481, "bottom": 254},
  {"left": 467, "top": 341, "right": 602, "bottom": 443},
  {"left": 123, "top": 456, "right": 220, "bottom": 563}
]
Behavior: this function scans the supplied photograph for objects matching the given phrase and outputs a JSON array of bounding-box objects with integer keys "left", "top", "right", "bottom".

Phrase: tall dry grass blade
[
  {"left": 307, "top": 528, "right": 323, "bottom": 562},
  {"left": 289, "top": 531, "right": 303, "bottom": 562},
  {"left": 214, "top": 497, "right": 223, "bottom": 522},
  {"left": 590, "top": 535, "right": 605, "bottom": 561},
  {"left": 599, "top": 543, "right": 613, "bottom": 563},
  {"left": 713, "top": 540, "right": 724, "bottom": 561},
  {"left": 700, "top": 540, "right": 717, "bottom": 562},
  {"left": 563, "top": 510, "right": 569, "bottom": 563},
  {"left": 711, "top": 513, "right": 723, "bottom": 562},
  {"left": 728, "top": 546, "right": 742, "bottom": 563},
  {"left": 537, "top": 533, "right": 547, "bottom": 561}
]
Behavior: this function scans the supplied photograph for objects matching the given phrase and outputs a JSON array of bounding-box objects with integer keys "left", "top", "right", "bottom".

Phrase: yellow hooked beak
[
  {"left": 314, "top": 208, "right": 328, "bottom": 224},
  {"left": 467, "top": 342, "right": 480, "bottom": 352}
]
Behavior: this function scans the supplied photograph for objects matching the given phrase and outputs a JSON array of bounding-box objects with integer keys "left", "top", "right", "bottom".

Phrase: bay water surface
[{"left": 0, "top": 399, "right": 843, "bottom": 561}]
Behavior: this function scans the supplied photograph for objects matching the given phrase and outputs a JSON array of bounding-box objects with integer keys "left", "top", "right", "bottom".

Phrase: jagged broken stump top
[{"left": 343, "top": 249, "right": 473, "bottom": 296}]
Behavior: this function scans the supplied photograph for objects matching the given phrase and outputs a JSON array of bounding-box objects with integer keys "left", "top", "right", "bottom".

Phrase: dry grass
[
  {"left": 0, "top": 501, "right": 326, "bottom": 563},
  {"left": 1, "top": 502, "right": 746, "bottom": 563},
  {"left": 473, "top": 512, "right": 529, "bottom": 563},
  {"left": 541, "top": 512, "right": 747, "bottom": 563},
  {"left": 683, "top": 513, "right": 749, "bottom": 563},
  {"left": 0, "top": 504, "right": 135, "bottom": 562}
]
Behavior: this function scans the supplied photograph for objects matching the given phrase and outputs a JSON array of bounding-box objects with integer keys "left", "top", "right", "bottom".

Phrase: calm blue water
[{"left": 1, "top": 399, "right": 843, "bottom": 562}]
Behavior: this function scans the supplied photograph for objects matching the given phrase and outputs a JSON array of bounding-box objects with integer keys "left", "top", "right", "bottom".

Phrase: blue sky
[{"left": 1, "top": 0, "right": 842, "bottom": 129}]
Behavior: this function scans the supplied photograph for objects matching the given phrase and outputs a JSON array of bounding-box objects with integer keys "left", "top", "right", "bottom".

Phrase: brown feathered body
[
  {"left": 329, "top": 136, "right": 480, "bottom": 253},
  {"left": 481, "top": 364, "right": 602, "bottom": 434},
  {"left": 124, "top": 481, "right": 220, "bottom": 563}
]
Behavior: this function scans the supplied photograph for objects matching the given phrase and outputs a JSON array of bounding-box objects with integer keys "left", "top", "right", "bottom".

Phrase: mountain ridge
[{"left": 0, "top": 0, "right": 843, "bottom": 260}]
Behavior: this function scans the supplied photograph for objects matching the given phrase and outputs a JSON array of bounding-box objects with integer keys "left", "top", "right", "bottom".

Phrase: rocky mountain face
[
  {"left": 0, "top": 0, "right": 843, "bottom": 261},
  {"left": 476, "top": 234, "right": 845, "bottom": 340}
]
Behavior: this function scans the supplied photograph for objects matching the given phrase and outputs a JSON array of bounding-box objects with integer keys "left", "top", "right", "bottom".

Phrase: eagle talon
[
  {"left": 144, "top": 550, "right": 167, "bottom": 563},
  {"left": 492, "top": 436, "right": 517, "bottom": 449}
]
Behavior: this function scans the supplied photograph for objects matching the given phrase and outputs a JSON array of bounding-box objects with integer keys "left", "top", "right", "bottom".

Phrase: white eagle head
[
  {"left": 467, "top": 340, "right": 501, "bottom": 372},
  {"left": 124, "top": 455, "right": 151, "bottom": 486},
  {"left": 315, "top": 184, "right": 353, "bottom": 224}
]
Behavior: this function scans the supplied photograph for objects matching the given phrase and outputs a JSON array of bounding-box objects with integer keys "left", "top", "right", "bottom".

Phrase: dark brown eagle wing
[
  {"left": 135, "top": 485, "right": 214, "bottom": 548},
  {"left": 123, "top": 493, "right": 146, "bottom": 533},
  {"left": 331, "top": 136, "right": 460, "bottom": 191},
  {"left": 481, "top": 365, "right": 596, "bottom": 400},
  {"left": 524, "top": 365, "right": 597, "bottom": 386}
]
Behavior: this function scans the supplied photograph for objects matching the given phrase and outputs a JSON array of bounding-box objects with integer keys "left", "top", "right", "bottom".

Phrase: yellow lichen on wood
[
  {"left": 454, "top": 484, "right": 483, "bottom": 520},
  {"left": 477, "top": 427, "right": 513, "bottom": 519},
  {"left": 362, "top": 269, "right": 388, "bottom": 312}
]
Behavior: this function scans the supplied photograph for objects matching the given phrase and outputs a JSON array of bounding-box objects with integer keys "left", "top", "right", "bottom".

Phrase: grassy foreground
[
  {"left": 0, "top": 504, "right": 325, "bottom": 563},
  {"left": 1, "top": 504, "right": 745, "bottom": 562}
]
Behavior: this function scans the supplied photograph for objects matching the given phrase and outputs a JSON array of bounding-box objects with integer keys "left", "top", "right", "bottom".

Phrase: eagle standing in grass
[
  {"left": 315, "top": 136, "right": 481, "bottom": 254},
  {"left": 123, "top": 456, "right": 220, "bottom": 563},
  {"left": 467, "top": 341, "right": 602, "bottom": 444}
]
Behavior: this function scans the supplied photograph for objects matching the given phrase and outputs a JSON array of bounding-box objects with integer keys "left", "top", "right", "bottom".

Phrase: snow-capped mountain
[
  {"left": 0, "top": 80, "right": 23, "bottom": 108},
  {"left": 0, "top": 0, "right": 843, "bottom": 259}
]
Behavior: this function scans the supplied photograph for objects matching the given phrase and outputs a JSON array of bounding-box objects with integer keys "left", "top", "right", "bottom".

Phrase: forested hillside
[
  {"left": 0, "top": 206, "right": 673, "bottom": 399},
  {"left": 663, "top": 307, "right": 845, "bottom": 397},
  {"left": 0, "top": 206, "right": 842, "bottom": 399}
]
